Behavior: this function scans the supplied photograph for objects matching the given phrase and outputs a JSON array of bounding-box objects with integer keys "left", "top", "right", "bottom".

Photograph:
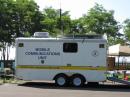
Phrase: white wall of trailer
[
  {"left": 63, "top": 42, "right": 106, "bottom": 67},
  {"left": 16, "top": 41, "right": 62, "bottom": 66},
  {"left": 16, "top": 38, "right": 106, "bottom": 67},
  {"left": 16, "top": 69, "right": 106, "bottom": 82}
]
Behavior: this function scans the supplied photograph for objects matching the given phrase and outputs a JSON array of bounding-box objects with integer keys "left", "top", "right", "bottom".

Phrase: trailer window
[
  {"left": 63, "top": 43, "right": 78, "bottom": 53},
  {"left": 18, "top": 43, "right": 24, "bottom": 47},
  {"left": 99, "top": 44, "right": 105, "bottom": 48}
]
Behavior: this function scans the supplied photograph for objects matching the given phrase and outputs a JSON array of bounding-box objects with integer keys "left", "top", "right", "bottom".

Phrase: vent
[{"left": 34, "top": 32, "right": 49, "bottom": 38}]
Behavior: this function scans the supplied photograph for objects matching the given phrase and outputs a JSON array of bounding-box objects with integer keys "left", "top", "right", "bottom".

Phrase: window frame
[
  {"left": 18, "top": 43, "right": 24, "bottom": 47},
  {"left": 63, "top": 43, "right": 78, "bottom": 53}
]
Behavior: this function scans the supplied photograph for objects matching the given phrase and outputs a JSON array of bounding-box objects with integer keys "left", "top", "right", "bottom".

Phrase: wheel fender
[{"left": 53, "top": 73, "right": 68, "bottom": 80}]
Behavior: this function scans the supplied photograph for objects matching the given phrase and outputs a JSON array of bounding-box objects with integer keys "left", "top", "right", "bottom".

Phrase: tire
[
  {"left": 55, "top": 74, "right": 68, "bottom": 86},
  {"left": 71, "top": 75, "right": 85, "bottom": 87}
]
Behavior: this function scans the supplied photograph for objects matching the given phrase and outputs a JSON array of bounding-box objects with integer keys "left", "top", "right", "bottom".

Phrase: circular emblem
[{"left": 91, "top": 50, "right": 99, "bottom": 57}]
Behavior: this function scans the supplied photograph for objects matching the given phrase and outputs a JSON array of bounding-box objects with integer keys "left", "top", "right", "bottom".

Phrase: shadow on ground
[{"left": 18, "top": 82, "right": 130, "bottom": 92}]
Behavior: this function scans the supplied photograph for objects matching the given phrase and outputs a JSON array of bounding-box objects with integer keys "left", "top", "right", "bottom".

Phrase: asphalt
[{"left": 0, "top": 82, "right": 130, "bottom": 97}]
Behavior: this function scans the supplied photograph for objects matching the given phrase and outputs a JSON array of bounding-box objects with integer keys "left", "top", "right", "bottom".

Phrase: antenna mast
[{"left": 59, "top": 0, "right": 63, "bottom": 35}]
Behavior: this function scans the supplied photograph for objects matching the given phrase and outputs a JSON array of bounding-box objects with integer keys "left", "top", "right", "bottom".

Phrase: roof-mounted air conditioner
[{"left": 34, "top": 32, "right": 49, "bottom": 38}]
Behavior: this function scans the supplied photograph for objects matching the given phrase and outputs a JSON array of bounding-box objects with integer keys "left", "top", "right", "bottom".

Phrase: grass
[
  {"left": 0, "top": 77, "right": 25, "bottom": 84},
  {"left": 0, "top": 79, "right": 3, "bottom": 84},
  {"left": 106, "top": 73, "right": 130, "bottom": 81}
]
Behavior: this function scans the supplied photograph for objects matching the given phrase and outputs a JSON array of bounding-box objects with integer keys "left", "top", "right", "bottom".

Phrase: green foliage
[
  {"left": 124, "top": 19, "right": 130, "bottom": 41},
  {"left": 0, "top": 0, "right": 43, "bottom": 40},
  {"left": 0, "top": 0, "right": 14, "bottom": 43},
  {"left": 24, "top": 32, "right": 31, "bottom": 37},
  {"left": 69, "top": 19, "right": 86, "bottom": 35},
  {"left": 108, "top": 37, "right": 125, "bottom": 46},
  {"left": 12, "top": 0, "right": 43, "bottom": 37},
  {"left": 41, "top": 7, "right": 71, "bottom": 36},
  {"left": 81, "top": 3, "right": 120, "bottom": 36}
]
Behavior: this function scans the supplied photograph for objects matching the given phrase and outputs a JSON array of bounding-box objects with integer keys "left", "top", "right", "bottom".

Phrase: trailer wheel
[
  {"left": 71, "top": 75, "right": 85, "bottom": 87},
  {"left": 54, "top": 74, "right": 68, "bottom": 86}
]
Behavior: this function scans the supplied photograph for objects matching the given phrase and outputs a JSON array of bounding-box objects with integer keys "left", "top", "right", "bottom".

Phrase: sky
[{"left": 35, "top": 0, "right": 130, "bottom": 23}]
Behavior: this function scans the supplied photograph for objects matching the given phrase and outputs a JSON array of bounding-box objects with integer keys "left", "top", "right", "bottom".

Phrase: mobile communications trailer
[{"left": 15, "top": 32, "right": 107, "bottom": 86}]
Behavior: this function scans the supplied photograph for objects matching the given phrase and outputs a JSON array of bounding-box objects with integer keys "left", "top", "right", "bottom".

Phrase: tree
[
  {"left": 70, "top": 19, "right": 86, "bottom": 35},
  {"left": 0, "top": 0, "right": 14, "bottom": 63},
  {"left": 0, "top": 0, "right": 43, "bottom": 67},
  {"left": 12, "top": 0, "right": 43, "bottom": 37},
  {"left": 41, "top": 7, "right": 58, "bottom": 35},
  {"left": 81, "top": 3, "right": 120, "bottom": 37},
  {"left": 124, "top": 19, "right": 130, "bottom": 41},
  {"left": 56, "top": 10, "right": 71, "bottom": 35},
  {"left": 41, "top": 7, "right": 71, "bottom": 36}
]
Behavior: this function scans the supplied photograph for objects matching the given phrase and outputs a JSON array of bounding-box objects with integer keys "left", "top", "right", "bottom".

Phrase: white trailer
[{"left": 15, "top": 33, "right": 107, "bottom": 86}]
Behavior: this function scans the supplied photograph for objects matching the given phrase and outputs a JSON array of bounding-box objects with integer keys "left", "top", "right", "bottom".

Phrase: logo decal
[{"left": 91, "top": 50, "right": 99, "bottom": 57}]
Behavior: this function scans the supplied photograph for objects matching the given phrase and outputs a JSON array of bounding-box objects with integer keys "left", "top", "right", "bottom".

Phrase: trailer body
[{"left": 15, "top": 34, "right": 107, "bottom": 86}]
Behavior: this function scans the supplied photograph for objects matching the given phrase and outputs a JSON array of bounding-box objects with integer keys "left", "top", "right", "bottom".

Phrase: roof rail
[{"left": 62, "top": 34, "right": 102, "bottom": 39}]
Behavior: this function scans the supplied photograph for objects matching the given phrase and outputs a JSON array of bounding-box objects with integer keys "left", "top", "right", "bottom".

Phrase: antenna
[{"left": 59, "top": 0, "right": 63, "bottom": 36}]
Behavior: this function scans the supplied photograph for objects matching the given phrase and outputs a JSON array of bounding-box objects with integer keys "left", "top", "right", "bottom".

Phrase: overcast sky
[{"left": 35, "top": 0, "right": 130, "bottom": 23}]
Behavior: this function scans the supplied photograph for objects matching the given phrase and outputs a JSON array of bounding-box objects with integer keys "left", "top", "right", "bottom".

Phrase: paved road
[{"left": 0, "top": 82, "right": 130, "bottom": 97}]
